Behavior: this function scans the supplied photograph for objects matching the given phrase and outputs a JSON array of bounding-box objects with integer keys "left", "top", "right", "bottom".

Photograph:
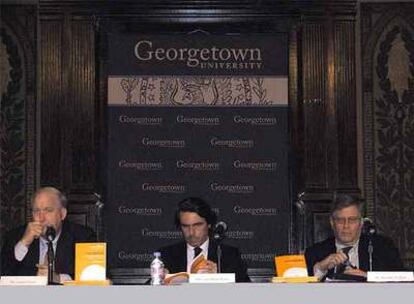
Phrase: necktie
[
  {"left": 194, "top": 246, "right": 202, "bottom": 259},
  {"left": 336, "top": 246, "right": 353, "bottom": 274}
]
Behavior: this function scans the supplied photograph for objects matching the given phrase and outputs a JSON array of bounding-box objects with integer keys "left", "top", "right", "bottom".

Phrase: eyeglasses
[
  {"left": 32, "top": 207, "right": 56, "bottom": 214},
  {"left": 332, "top": 216, "right": 361, "bottom": 225}
]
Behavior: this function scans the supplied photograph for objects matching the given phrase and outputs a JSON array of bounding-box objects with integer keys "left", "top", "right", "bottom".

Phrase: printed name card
[
  {"left": 0, "top": 276, "right": 48, "bottom": 286},
  {"left": 367, "top": 272, "right": 414, "bottom": 282},
  {"left": 189, "top": 273, "right": 236, "bottom": 284}
]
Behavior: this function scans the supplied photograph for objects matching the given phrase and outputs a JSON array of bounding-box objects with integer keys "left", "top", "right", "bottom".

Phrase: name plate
[
  {"left": 189, "top": 273, "right": 235, "bottom": 284},
  {"left": 367, "top": 272, "right": 414, "bottom": 282},
  {"left": 0, "top": 276, "right": 48, "bottom": 286}
]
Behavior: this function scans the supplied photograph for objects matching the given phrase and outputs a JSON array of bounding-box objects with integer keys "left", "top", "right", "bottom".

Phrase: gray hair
[
  {"left": 330, "top": 193, "right": 363, "bottom": 217},
  {"left": 31, "top": 186, "right": 68, "bottom": 208}
]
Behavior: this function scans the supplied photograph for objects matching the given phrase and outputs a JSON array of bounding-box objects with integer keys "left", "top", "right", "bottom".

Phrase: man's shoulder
[
  {"left": 159, "top": 241, "right": 186, "bottom": 253},
  {"left": 305, "top": 237, "right": 335, "bottom": 254},
  {"left": 62, "top": 221, "right": 96, "bottom": 240}
]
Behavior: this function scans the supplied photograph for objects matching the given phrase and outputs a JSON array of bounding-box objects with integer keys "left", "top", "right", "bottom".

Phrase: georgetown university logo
[
  {"left": 176, "top": 115, "right": 221, "bottom": 126},
  {"left": 233, "top": 205, "right": 278, "bottom": 216},
  {"left": 210, "top": 183, "right": 255, "bottom": 194},
  {"left": 176, "top": 160, "right": 220, "bottom": 171},
  {"left": 233, "top": 160, "right": 278, "bottom": 171},
  {"left": 210, "top": 137, "right": 254, "bottom": 148},
  {"left": 134, "top": 40, "right": 263, "bottom": 71},
  {"left": 118, "top": 160, "right": 163, "bottom": 171},
  {"left": 142, "top": 183, "right": 187, "bottom": 194},
  {"left": 141, "top": 137, "right": 186, "bottom": 148},
  {"left": 118, "top": 205, "right": 163, "bottom": 216},
  {"left": 233, "top": 115, "right": 278, "bottom": 126},
  {"left": 118, "top": 115, "right": 163, "bottom": 125}
]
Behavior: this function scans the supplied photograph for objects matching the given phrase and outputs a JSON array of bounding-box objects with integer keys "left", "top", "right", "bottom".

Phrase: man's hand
[
  {"left": 314, "top": 252, "right": 348, "bottom": 273},
  {"left": 344, "top": 268, "right": 367, "bottom": 277},
  {"left": 196, "top": 260, "right": 218, "bottom": 274},
  {"left": 20, "top": 222, "right": 44, "bottom": 247}
]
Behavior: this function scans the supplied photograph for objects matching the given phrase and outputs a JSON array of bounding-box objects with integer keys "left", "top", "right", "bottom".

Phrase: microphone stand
[
  {"left": 47, "top": 240, "right": 56, "bottom": 285},
  {"left": 216, "top": 240, "right": 222, "bottom": 274},
  {"left": 368, "top": 236, "right": 373, "bottom": 272}
]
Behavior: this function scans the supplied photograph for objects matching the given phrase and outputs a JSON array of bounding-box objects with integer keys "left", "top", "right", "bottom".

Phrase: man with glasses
[
  {"left": 159, "top": 197, "right": 250, "bottom": 282},
  {"left": 305, "top": 194, "right": 403, "bottom": 280},
  {"left": 1, "top": 187, "right": 96, "bottom": 282}
]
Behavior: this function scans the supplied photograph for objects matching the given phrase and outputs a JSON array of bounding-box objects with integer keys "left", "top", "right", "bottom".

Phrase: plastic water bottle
[{"left": 150, "top": 252, "right": 165, "bottom": 285}]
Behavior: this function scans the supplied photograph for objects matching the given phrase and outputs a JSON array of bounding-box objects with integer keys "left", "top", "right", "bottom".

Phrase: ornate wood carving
[{"left": 361, "top": 2, "right": 414, "bottom": 267}]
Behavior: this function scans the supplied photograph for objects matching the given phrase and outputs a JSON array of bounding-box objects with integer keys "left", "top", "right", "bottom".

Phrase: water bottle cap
[{"left": 153, "top": 251, "right": 161, "bottom": 257}]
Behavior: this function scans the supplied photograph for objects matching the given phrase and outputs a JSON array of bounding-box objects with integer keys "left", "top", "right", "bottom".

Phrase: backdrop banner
[{"left": 107, "top": 32, "right": 289, "bottom": 269}]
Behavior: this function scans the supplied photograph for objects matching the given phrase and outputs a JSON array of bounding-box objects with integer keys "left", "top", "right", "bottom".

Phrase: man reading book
[{"left": 159, "top": 197, "right": 250, "bottom": 282}]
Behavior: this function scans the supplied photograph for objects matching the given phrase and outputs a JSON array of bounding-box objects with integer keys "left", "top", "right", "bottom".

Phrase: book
[
  {"left": 274, "top": 254, "right": 308, "bottom": 277},
  {"left": 164, "top": 252, "right": 207, "bottom": 284},
  {"left": 75, "top": 242, "right": 107, "bottom": 282}
]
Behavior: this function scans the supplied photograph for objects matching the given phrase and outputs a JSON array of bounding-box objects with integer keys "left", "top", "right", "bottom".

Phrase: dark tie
[
  {"left": 194, "top": 246, "right": 202, "bottom": 259},
  {"left": 336, "top": 246, "right": 353, "bottom": 274}
]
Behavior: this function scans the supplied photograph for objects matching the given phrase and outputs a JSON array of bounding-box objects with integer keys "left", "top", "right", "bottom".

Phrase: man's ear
[
  {"left": 60, "top": 207, "right": 67, "bottom": 221},
  {"left": 329, "top": 217, "right": 334, "bottom": 230}
]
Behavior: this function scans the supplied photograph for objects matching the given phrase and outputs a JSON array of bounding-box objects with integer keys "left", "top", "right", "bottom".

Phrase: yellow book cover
[
  {"left": 75, "top": 243, "right": 106, "bottom": 282},
  {"left": 274, "top": 255, "right": 308, "bottom": 277}
]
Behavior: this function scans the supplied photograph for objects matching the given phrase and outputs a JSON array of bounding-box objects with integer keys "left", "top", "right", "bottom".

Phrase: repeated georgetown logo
[
  {"left": 118, "top": 205, "right": 163, "bottom": 216},
  {"left": 141, "top": 228, "right": 182, "bottom": 239},
  {"left": 226, "top": 230, "right": 255, "bottom": 239},
  {"left": 118, "top": 160, "right": 163, "bottom": 171},
  {"left": 176, "top": 115, "right": 221, "bottom": 126},
  {"left": 210, "top": 183, "right": 255, "bottom": 194},
  {"left": 233, "top": 160, "right": 278, "bottom": 171},
  {"left": 118, "top": 115, "right": 163, "bottom": 125},
  {"left": 118, "top": 252, "right": 154, "bottom": 262},
  {"left": 141, "top": 137, "right": 186, "bottom": 148},
  {"left": 141, "top": 183, "right": 187, "bottom": 194},
  {"left": 233, "top": 205, "right": 278, "bottom": 216},
  {"left": 210, "top": 137, "right": 254, "bottom": 148},
  {"left": 176, "top": 160, "right": 220, "bottom": 171},
  {"left": 134, "top": 40, "right": 263, "bottom": 71},
  {"left": 233, "top": 115, "right": 278, "bottom": 126}
]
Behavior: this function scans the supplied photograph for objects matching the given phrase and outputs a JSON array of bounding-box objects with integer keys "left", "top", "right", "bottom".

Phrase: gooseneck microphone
[
  {"left": 363, "top": 217, "right": 377, "bottom": 235},
  {"left": 213, "top": 221, "right": 228, "bottom": 240},
  {"left": 46, "top": 226, "right": 56, "bottom": 242}
]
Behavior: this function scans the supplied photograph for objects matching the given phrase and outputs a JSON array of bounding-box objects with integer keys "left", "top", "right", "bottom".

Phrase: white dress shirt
[{"left": 14, "top": 231, "right": 72, "bottom": 282}]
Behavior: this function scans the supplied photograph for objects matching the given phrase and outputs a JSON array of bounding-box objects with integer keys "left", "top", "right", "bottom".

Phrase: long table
[{"left": 1, "top": 283, "right": 413, "bottom": 304}]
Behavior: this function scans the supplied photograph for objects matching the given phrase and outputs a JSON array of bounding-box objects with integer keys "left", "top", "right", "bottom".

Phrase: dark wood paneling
[
  {"left": 302, "top": 23, "right": 328, "bottom": 189},
  {"left": 334, "top": 21, "right": 357, "bottom": 189},
  {"left": 40, "top": 18, "right": 64, "bottom": 187}
]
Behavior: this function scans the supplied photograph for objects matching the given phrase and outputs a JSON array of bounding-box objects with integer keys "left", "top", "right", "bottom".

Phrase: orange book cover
[
  {"left": 75, "top": 243, "right": 106, "bottom": 282},
  {"left": 164, "top": 253, "right": 207, "bottom": 285},
  {"left": 274, "top": 255, "right": 308, "bottom": 277}
]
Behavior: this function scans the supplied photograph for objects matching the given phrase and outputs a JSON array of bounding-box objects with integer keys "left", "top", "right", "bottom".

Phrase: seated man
[
  {"left": 159, "top": 197, "right": 250, "bottom": 282},
  {"left": 305, "top": 194, "right": 404, "bottom": 280},
  {"left": 1, "top": 187, "right": 96, "bottom": 282}
]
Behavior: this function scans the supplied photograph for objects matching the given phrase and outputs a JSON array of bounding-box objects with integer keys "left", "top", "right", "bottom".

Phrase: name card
[
  {"left": 0, "top": 276, "right": 48, "bottom": 286},
  {"left": 367, "top": 272, "right": 414, "bottom": 282},
  {"left": 189, "top": 273, "right": 235, "bottom": 284}
]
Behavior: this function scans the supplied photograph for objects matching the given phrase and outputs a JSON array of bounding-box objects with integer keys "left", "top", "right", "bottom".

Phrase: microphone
[
  {"left": 363, "top": 218, "right": 377, "bottom": 235},
  {"left": 213, "top": 221, "right": 228, "bottom": 240},
  {"left": 46, "top": 226, "right": 56, "bottom": 242}
]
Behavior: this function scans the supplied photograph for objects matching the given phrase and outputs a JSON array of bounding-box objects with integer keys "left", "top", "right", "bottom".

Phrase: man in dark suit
[
  {"left": 1, "top": 187, "right": 96, "bottom": 282},
  {"left": 159, "top": 197, "right": 250, "bottom": 282},
  {"left": 305, "top": 194, "right": 404, "bottom": 280}
]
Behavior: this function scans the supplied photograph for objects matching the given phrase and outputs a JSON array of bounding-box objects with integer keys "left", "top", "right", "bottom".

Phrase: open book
[{"left": 164, "top": 253, "right": 207, "bottom": 284}]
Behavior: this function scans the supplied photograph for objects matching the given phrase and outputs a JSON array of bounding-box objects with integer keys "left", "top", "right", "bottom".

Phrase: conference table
[{"left": 1, "top": 282, "right": 413, "bottom": 304}]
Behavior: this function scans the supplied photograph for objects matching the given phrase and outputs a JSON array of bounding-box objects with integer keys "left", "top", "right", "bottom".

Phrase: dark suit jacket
[
  {"left": 305, "top": 234, "right": 404, "bottom": 278},
  {"left": 159, "top": 239, "right": 250, "bottom": 282},
  {"left": 1, "top": 221, "right": 96, "bottom": 278}
]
